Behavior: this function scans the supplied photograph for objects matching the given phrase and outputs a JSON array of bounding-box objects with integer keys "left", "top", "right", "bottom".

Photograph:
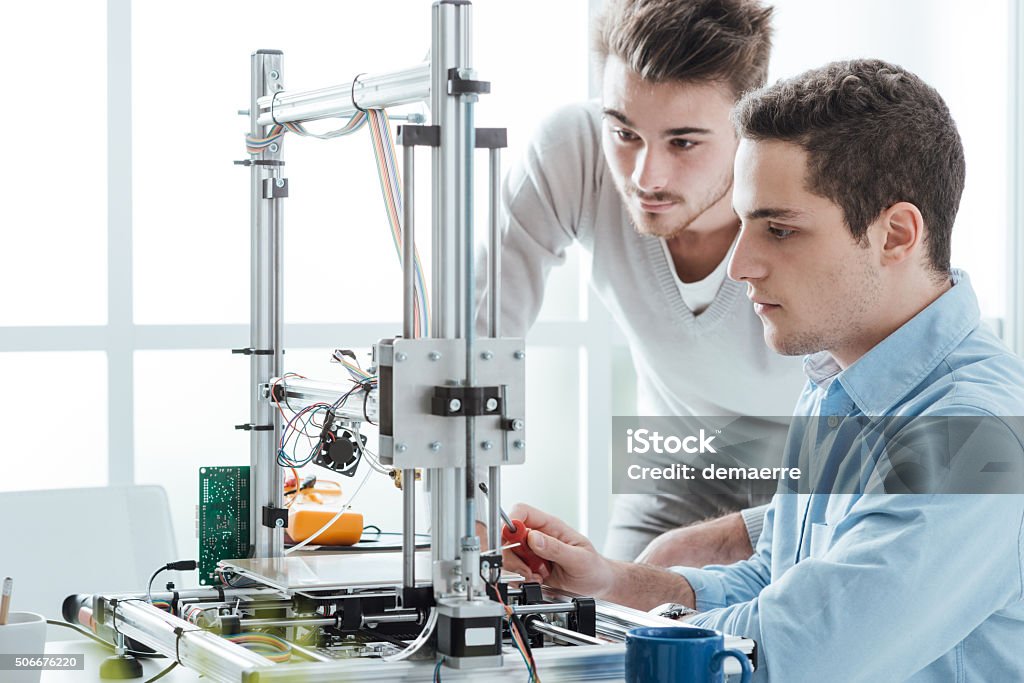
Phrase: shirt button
[{"left": 827, "top": 416, "right": 839, "bottom": 428}]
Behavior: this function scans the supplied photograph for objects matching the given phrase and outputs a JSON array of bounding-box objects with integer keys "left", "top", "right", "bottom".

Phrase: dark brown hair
[
  {"left": 592, "top": 0, "right": 774, "bottom": 98},
  {"left": 733, "top": 59, "right": 965, "bottom": 276}
]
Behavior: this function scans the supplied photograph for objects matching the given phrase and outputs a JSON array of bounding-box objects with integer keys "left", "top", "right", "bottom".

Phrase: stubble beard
[{"left": 620, "top": 169, "right": 733, "bottom": 240}]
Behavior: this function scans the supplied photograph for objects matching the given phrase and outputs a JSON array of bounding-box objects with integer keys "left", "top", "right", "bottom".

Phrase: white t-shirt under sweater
[{"left": 476, "top": 101, "right": 808, "bottom": 559}]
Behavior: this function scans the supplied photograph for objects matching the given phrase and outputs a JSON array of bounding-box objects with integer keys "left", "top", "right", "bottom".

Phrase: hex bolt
[
  {"left": 514, "top": 350, "right": 525, "bottom": 360},
  {"left": 269, "top": 70, "right": 279, "bottom": 80},
  {"left": 275, "top": 518, "right": 285, "bottom": 528},
  {"left": 430, "top": 442, "right": 442, "bottom": 452},
  {"left": 481, "top": 441, "right": 493, "bottom": 450},
  {"left": 481, "top": 351, "right": 493, "bottom": 361},
  {"left": 485, "top": 398, "right": 498, "bottom": 412},
  {"left": 268, "top": 143, "right": 279, "bottom": 153},
  {"left": 429, "top": 352, "right": 442, "bottom": 361},
  {"left": 453, "top": 581, "right": 465, "bottom": 592},
  {"left": 511, "top": 419, "right": 525, "bottom": 431},
  {"left": 396, "top": 352, "right": 407, "bottom": 362},
  {"left": 513, "top": 440, "right": 525, "bottom": 450},
  {"left": 481, "top": 560, "right": 491, "bottom": 572},
  {"left": 396, "top": 443, "right": 408, "bottom": 453},
  {"left": 275, "top": 178, "right": 285, "bottom": 188},
  {"left": 448, "top": 398, "right": 462, "bottom": 413}
]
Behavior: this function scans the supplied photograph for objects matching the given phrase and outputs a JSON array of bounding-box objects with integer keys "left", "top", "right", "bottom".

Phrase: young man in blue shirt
[{"left": 503, "top": 59, "right": 1024, "bottom": 681}]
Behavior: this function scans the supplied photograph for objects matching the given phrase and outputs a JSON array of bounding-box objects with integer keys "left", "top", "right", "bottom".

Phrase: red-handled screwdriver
[{"left": 479, "top": 483, "right": 550, "bottom": 576}]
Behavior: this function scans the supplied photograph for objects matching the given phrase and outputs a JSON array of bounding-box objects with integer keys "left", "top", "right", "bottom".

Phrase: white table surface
[{"left": 43, "top": 639, "right": 199, "bottom": 683}]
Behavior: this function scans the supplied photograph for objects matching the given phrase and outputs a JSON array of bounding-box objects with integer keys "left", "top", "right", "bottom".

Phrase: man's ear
[{"left": 877, "top": 201, "right": 925, "bottom": 266}]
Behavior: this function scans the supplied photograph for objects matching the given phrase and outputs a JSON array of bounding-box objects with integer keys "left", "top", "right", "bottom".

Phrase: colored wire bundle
[
  {"left": 494, "top": 588, "right": 541, "bottom": 682},
  {"left": 366, "top": 107, "right": 431, "bottom": 337},
  {"left": 226, "top": 632, "right": 292, "bottom": 663},
  {"left": 244, "top": 113, "right": 368, "bottom": 154},
  {"left": 245, "top": 103, "right": 431, "bottom": 337}
]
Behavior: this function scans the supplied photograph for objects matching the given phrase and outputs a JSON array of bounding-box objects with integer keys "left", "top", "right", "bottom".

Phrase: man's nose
[
  {"left": 632, "top": 146, "right": 670, "bottom": 193},
  {"left": 727, "top": 227, "right": 768, "bottom": 282}
]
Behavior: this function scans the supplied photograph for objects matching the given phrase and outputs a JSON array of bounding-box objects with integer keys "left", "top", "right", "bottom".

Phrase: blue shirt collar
[{"left": 802, "top": 269, "right": 980, "bottom": 416}]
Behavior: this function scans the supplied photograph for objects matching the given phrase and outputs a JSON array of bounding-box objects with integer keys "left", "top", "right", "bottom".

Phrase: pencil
[{"left": 0, "top": 577, "right": 11, "bottom": 626}]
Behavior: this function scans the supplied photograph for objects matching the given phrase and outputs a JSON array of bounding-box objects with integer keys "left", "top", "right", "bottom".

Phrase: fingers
[
  {"left": 508, "top": 503, "right": 592, "bottom": 548},
  {"left": 501, "top": 546, "right": 547, "bottom": 583}
]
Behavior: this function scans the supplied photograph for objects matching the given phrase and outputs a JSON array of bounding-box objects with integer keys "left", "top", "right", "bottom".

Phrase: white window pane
[
  {"left": 503, "top": 347, "right": 583, "bottom": 528},
  {"left": 770, "top": 0, "right": 1009, "bottom": 319},
  {"left": 133, "top": 1, "right": 589, "bottom": 325},
  {"left": 134, "top": 350, "right": 250, "bottom": 577},
  {"left": 0, "top": 352, "right": 108, "bottom": 491},
  {"left": 0, "top": 3, "right": 107, "bottom": 325}
]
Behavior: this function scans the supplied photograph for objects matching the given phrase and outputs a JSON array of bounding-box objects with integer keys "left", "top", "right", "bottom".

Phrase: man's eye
[
  {"left": 671, "top": 139, "right": 697, "bottom": 149},
  {"left": 768, "top": 226, "right": 795, "bottom": 239},
  {"left": 614, "top": 128, "right": 639, "bottom": 141}
]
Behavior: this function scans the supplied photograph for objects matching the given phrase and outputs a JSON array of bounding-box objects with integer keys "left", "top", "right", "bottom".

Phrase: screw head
[
  {"left": 481, "top": 560, "right": 491, "bottom": 572},
  {"left": 268, "top": 143, "right": 279, "bottom": 153},
  {"left": 452, "top": 581, "right": 465, "bottom": 592},
  {"left": 396, "top": 443, "right": 408, "bottom": 453},
  {"left": 481, "top": 441, "right": 493, "bottom": 450},
  {"left": 481, "top": 351, "right": 493, "bottom": 360},
  {"left": 275, "top": 518, "right": 285, "bottom": 528},
  {"left": 430, "top": 441, "right": 442, "bottom": 452},
  {"left": 269, "top": 70, "right": 280, "bottom": 80},
  {"left": 514, "top": 350, "right": 525, "bottom": 360},
  {"left": 448, "top": 398, "right": 462, "bottom": 413},
  {"left": 485, "top": 398, "right": 498, "bottom": 412},
  {"left": 513, "top": 440, "right": 525, "bottom": 450},
  {"left": 395, "top": 352, "right": 407, "bottom": 362},
  {"left": 511, "top": 419, "right": 525, "bottom": 431},
  {"left": 429, "top": 351, "right": 441, "bottom": 361}
]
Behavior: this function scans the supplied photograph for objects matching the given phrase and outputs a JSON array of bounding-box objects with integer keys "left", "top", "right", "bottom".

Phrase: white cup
[{"left": 0, "top": 612, "right": 47, "bottom": 683}]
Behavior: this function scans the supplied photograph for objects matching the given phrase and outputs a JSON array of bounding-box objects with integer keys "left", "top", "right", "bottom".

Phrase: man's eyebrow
[
  {"left": 602, "top": 108, "right": 712, "bottom": 137},
  {"left": 740, "top": 207, "right": 806, "bottom": 222}
]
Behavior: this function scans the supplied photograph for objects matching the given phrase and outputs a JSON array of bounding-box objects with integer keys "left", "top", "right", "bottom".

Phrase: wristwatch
[{"left": 649, "top": 602, "right": 700, "bottom": 621}]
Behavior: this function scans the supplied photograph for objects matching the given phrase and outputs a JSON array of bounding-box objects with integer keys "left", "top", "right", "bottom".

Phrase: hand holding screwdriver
[{"left": 479, "top": 484, "right": 550, "bottom": 576}]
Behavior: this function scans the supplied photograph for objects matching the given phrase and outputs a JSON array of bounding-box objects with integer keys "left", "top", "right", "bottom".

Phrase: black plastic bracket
[
  {"left": 518, "top": 582, "right": 544, "bottom": 605},
  {"left": 234, "top": 159, "right": 286, "bottom": 167},
  {"left": 262, "top": 506, "right": 289, "bottom": 529},
  {"left": 262, "top": 178, "right": 289, "bottom": 199},
  {"left": 569, "top": 597, "right": 597, "bottom": 637},
  {"left": 397, "top": 124, "right": 440, "bottom": 147},
  {"left": 475, "top": 128, "right": 507, "bottom": 149},
  {"left": 448, "top": 68, "right": 491, "bottom": 96},
  {"left": 234, "top": 424, "right": 273, "bottom": 432},
  {"left": 430, "top": 386, "right": 503, "bottom": 417},
  {"left": 401, "top": 585, "right": 435, "bottom": 610},
  {"left": 231, "top": 348, "right": 274, "bottom": 356}
]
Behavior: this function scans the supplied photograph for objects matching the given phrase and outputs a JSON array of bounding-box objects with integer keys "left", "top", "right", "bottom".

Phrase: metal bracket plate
[{"left": 378, "top": 338, "right": 526, "bottom": 468}]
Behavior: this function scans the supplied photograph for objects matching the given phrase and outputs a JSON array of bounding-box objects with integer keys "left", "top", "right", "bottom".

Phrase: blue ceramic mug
[{"left": 625, "top": 626, "right": 753, "bottom": 682}]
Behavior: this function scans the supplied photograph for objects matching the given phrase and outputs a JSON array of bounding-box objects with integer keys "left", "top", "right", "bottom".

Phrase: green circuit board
[{"left": 198, "top": 466, "right": 250, "bottom": 585}]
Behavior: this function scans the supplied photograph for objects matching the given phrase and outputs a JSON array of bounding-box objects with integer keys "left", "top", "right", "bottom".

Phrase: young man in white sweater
[{"left": 477, "top": 0, "right": 806, "bottom": 562}]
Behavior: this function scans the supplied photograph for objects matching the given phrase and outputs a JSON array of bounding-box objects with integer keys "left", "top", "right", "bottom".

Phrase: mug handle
[{"left": 711, "top": 648, "right": 753, "bottom": 683}]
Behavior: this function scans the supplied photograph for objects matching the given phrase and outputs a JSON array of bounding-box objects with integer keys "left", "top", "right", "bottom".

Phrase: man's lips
[
  {"left": 636, "top": 198, "right": 677, "bottom": 213},
  {"left": 750, "top": 296, "right": 781, "bottom": 314}
]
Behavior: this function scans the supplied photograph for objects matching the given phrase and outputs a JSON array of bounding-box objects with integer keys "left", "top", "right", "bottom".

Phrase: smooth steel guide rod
[
  {"left": 250, "top": 50, "right": 286, "bottom": 560},
  {"left": 402, "top": 129, "right": 418, "bottom": 591},
  {"left": 255, "top": 63, "right": 431, "bottom": 127},
  {"left": 487, "top": 147, "right": 503, "bottom": 553}
]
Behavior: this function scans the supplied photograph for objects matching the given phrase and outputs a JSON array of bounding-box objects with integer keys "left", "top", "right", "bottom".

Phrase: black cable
[
  {"left": 350, "top": 73, "right": 369, "bottom": 113},
  {"left": 362, "top": 383, "right": 376, "bottom": 425},
  {"left": 45, "top": 620, "right": 165, "bottom": 659},
  {"left": 142, "top": 661, "right": 178, "bottom": 683},
  {"left": 511, "top": 613, "right": 537, "bottom": 669},
  {"left": 362, "top": 524, "right": 382, "bottom": 533},
  {"left": 147, "top": 561, "right": 198, "bottom": 604}
]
